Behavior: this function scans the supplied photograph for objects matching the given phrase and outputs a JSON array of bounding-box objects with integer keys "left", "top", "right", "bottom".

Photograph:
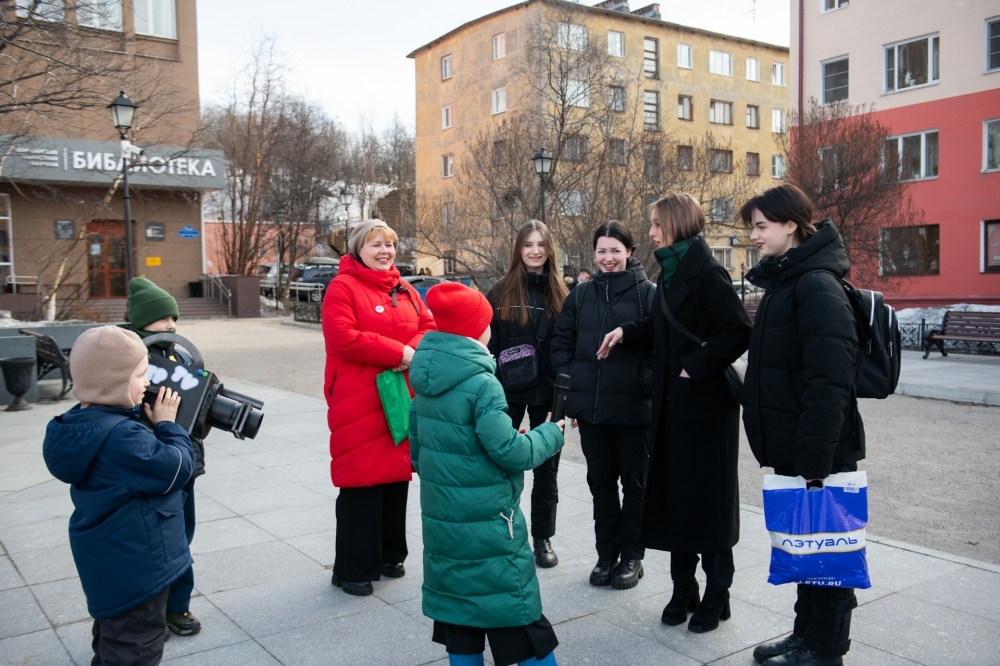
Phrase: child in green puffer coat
[{"left": 409, "top": 282, "right": 565, "bottom": 666}]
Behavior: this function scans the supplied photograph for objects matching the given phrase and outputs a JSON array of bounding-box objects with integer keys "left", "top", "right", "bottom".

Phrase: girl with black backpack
[{"left": 486, "top": 220, "right": 568, "bottom": 568}]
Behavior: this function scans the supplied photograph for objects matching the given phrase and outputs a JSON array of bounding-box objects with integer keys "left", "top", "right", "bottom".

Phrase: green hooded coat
[{"left": 409, "top": 331, "right": 564, "bottom": 629}]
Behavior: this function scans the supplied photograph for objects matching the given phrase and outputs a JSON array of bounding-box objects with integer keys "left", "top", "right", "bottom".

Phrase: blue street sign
[{"left": 178, "top": 225, "right": 200, "bottom": 239}]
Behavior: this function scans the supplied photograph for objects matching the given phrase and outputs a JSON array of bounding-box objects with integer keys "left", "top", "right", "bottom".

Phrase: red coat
[{"left": 322, "top": 255, "right": 435, "bottom": 488}]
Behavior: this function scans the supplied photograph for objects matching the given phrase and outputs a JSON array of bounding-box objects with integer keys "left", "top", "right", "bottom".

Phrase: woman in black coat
[
  {"left": 599, "top": 194, "right": 752, "bottom": 633},
  {"left": 550, "top": 221, "right": 656, "bottom": 590},
  {"left": 486, "top": 220, "right": 569, "bottom": 568},
  {"left": 741, "top": 185, "right": 863, "bottom": 666}
]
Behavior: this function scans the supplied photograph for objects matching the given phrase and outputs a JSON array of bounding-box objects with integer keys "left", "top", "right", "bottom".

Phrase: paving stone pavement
[{"left": 2, "top": 379, "right": 999, "bottom": 666}]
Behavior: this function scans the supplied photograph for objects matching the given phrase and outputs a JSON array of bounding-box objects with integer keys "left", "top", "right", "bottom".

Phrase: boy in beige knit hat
[{"left": 43, "top": 325, "right": 195, "bottom": 666}]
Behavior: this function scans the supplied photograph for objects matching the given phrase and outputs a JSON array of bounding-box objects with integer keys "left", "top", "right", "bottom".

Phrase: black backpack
[{"left": 807, "top": 271, "right": 901, "bottom": 399}]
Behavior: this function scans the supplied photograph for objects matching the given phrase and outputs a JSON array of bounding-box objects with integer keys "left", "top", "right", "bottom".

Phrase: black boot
[
  {"left": 763, "top": 647, "right": 843, "bottom": 666},
  {"left": 687, "top": 589, "right": 731, "bottom": 633},
  {"left": 753, "top": 634, "right": 803, "bottom": 664},
  {"left": 661, "top": 577, "right": 700, "bottom": 626},
  {"left": 610, "top": 559, "right": 643, "bottom": 590},
  {"left": 533, "top": 538, "right": 558, "bottom": 568},
  {"left": 331, "top": 572, "right": 373, "bottom": 596},
  {"left": 382, "top": 563, "right": 405, "bottom": 578},
  {"left": 589, "top": 557, "right": 617, "bottom": 586}
]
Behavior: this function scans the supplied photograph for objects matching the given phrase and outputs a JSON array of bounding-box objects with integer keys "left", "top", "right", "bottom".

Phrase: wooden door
[{"left": 86, "top": 220, "right": 128, "bottom": 298}]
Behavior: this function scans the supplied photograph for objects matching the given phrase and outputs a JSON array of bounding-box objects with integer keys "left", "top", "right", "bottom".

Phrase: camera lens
[{"left": 240, "top": 408, "right": 264, "bottom": 439}]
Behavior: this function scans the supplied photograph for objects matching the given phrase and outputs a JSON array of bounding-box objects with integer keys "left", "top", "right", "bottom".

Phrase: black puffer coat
[
  {"left": 743, "top": 219, "right": 865, "bottom": 480},
  {"left": 486, "top": 272, "right": 560, "bottom": 407},
  {"left": 550, "top": 258, "right": 656, "bottom": 425}
]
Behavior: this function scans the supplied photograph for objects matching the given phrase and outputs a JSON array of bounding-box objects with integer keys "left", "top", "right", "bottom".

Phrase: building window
[
  {"left": 880, "top": 225, "right": 940, "bottom": 276},
  {"left": 712, "top": 247, "right": 734, "bottom": 269},
  {"left": 492, "top": 33, "right": 506, "bottom": 60},
  {"left": 746, "top": 152, "right": 760, "bottom": 176},
  {"left": 819, "top": 145, "right": 846, "bottom": 191},
  {"left": 558, "top": 22, "right": 588, "bottom": 50},
  {"left": 441, "top": 55, "right": 453, "bottom": 80},
  {"left": 772, "top": 155, "right": 785, "bottom": 179},
  {"left": 607, "top": 86, "right": 625, "bottom": 112},
  {"left": 746, "top": 57, "right": 760, "bottom": 81},
  {"left": 772, "top": 62, "right": 787, "bottom": 86},
  {"left": 441, "top": 105, "right": 453, "bottom": 129},
  {"left": 772, "top": 108, "right": 787, "bottom": 133},
  {"left": 644, "top": 38, "right": 659, "bottom": 78},
  {"left": 444, "top": 250, "right": 457, "bottom": 275},
  {"left": 986, "top": 119, "right": 1000, "bottom": 171},
  {"left": 822, "top": 0, "right": 849, "bottom": 12},
  {"left": 886, "top": 130, "right": 938, "bottom": 180},
  {"left": 563, "top": 80, "right": 590, "bottom": 108},
  {"left": 15, "top": 0, "right": 64, "bottom": 21},
  {"left": 643, "top": 143, "right": 661, "bottom": 180},
  {"left": 677, "top": 145, "right": 693, "bottom": 171},
  {"left": 989, "top": 18, "right": 1000, "bottom": 72},
  {"left": 609, "top": 138, "right": 627, "bottom": 165},
  {"left": 709, "top": 149, "right": 733, "bottom": 173},
  {"left": 822, "top": 57, "right": 849, "bottom": 104},
  {"left": 492, "top": 140, "right": 506, "bottom": 167},
  {"left": 560, "top": 190, "right": 589, "bottom": 216},
  {"left": 984, "top": 220, "right": 1000, "bottom": 272},
  {"left": 442, "top": 202, "right": 455, "bottom": 227},
  {"left": 492, "top": 87, "right": 507, "bottom": 114},
  {"left": 562, "top": 134, "right": 590, "bottom": 162},
  {"left": 608, "top": 30, "right": 624, "bottom": 57},
  {"left": 134, "top": 0, "right": 175, "bottom": 39},
  {"left": 644, "top": 91, "right": 659, "bottom": 129},
  {"left": 885, "top": 34, "right": 939, "bottom": 92},
  {"left": 746, "top": 105, "right": 760, "bottom": 129},
  {"left": 709, "top": 100, "right": 733, "bottom": 125},
  {"left": 710, "top": 199, "right": 735, "bottom": 223},
  {"left": 678, "top": 95, "right": 692, "bottom": 121},
  {"left": 710, "top": 50, "right": 733, "bottom": 76},
  {"left": 677, "top": 43, "right": 693, "bottom": 69},
  {"left": 441, "top": 155, "right": 454, "bottom": 178},
  {"left": 77, "top": 0, "right": 123, "bottom": 30}
]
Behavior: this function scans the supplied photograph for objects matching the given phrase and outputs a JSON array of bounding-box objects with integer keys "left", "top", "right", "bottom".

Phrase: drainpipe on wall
[{"left": 797, "top": 0, "right": 804, "bottom": 167}]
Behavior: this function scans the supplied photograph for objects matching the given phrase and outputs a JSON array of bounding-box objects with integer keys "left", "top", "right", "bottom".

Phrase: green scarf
[
  {"left": 654, "top": 236, "right": 697, "bottom": 290},
  {"left": 129, "top": 325, "right": 173, "bottom": 350}
]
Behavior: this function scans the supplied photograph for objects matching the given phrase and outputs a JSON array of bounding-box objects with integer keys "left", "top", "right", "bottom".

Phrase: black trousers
[
  {"left": 578, "top": 420, "right": 649, "bottom": 561},
  {"left": 508, "top": 403, "right": 560, "bottom": 540},
  {"left": 432, "top": 615, "right": 558, "bottom": 666},
  {"left": 334, "top": 481, "right": 408, "bottom": 582},
  {"left": 670, "top": 550, "right": 735, "bottom": 594},
  {"left": 794, "top": 585, "right": 857, "bottom": 656},
  {"left": 91, "top": 587, "right": 169, "bottom": 666}
]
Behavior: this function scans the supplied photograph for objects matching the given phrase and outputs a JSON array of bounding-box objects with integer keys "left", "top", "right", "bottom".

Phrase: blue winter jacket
[{"left": 43, "top": 404, "right": 195, "bottom": 619}]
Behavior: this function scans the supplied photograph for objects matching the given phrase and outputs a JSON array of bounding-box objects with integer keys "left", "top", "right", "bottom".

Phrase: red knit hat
[{"left": 425, "top": 282, "right": 492, "bottom": 339}]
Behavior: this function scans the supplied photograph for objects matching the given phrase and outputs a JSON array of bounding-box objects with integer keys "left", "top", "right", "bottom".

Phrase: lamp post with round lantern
[
  {"left": 532, "top": 148, "right": 553, "bottom": 224},
  {"left": 339, "top": 187, "right": 355, "bottom": 249},
  {"left": 108, "top": 91, "right": 139, "bottom": 284}
]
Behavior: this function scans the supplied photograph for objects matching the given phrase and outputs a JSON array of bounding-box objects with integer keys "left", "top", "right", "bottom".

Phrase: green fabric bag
[{"left": 376, "top": 369, "right": 412, "bottom": 445}]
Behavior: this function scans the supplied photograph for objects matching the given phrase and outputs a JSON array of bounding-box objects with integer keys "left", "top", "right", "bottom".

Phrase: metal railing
[
  {"left": 200, "top": 274, "right": 232, "bottom": 317},
  {"left": 288, "top": 281, "right": 325, "bottom": 303},
  {"left": 899, "top": 320, "right": 999, "bottom": 356}
]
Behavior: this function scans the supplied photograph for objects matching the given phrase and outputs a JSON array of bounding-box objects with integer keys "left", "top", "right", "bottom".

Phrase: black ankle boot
[
  {"left": 533, "top": 538, "right": 559, "bottom": 568},
  {"left": 762, "top": 646, "right": 843, "bottom": 666},
  {"left": 661, "top": 577, "right": 700, "bottom": 626},
  {"left": 687, "top": 589, "right": 731, "bottom": 633},
  {"left": 753, "top": 634, "right": 803, "bottom": 664},
  {"left": 331, "top": 572, "right": 373, "bottom": 596},
  {"left": 610, "top": 559, "right": 643, "bottom": 590},
  {"left": 589, "top": 557, "right": 617, "bottom": 586}
]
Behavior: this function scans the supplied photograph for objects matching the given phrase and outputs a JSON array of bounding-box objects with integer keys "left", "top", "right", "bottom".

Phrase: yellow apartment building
[{"left": 408, "top": 0, "right": 790, "bottom": 280}]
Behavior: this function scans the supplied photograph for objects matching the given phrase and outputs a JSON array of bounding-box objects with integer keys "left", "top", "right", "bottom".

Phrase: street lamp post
[
  {"left": 339, "top": 187, "right": 355, "bottom": 247},
  {"left": 109, "top": 91, "right": 139, "bottom": 284},
  {"left": 532, "top": 148, "right": 553, "bottom": 224}
]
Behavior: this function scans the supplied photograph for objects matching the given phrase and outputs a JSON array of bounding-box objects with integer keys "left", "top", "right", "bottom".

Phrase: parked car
[
  {"left": 290, "top": 258, "right": 340, "bottom": 302},
  {"left": 402, "top": 275, "right": 448, "bottom": 301},
  {"left": 259, "top": 263, "right": 299, "bottom": 297}
]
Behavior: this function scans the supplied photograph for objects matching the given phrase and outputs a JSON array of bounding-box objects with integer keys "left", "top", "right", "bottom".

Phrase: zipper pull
[
  {"left": 392, "top": 291, "right": 398, "bottom": 307},
  {"left": 499, "top": 509, "right": 515, "bottom": 539}
]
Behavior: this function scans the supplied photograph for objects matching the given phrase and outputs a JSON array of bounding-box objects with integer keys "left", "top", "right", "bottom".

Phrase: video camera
[{"left": 141, "top": 332, "right": 264, "bottom": 440}]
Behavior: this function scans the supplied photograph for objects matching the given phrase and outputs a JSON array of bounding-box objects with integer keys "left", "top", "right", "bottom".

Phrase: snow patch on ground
[
  {"left": 896, "top": 303, "right": 1000, "bottom": 325},
  {"left": 0, "top": 311, "right": 24, "bottom": 328}
]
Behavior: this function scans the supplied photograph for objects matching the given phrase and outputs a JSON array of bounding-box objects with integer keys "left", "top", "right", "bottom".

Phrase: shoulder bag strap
[
  {"left": 659, "top": 284, "right": 706, "bottom": 348},
  {"left": 534, "top": 302, "right": 550, "bottom": 348}
]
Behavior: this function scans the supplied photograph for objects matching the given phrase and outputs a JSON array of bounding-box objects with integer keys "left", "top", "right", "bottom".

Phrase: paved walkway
[
  {"left": 2, "top": 379, "right": 1000, "bottom": 666},
  {"left": 896, "top": 350, "right": 1000, "bottom": 406}
]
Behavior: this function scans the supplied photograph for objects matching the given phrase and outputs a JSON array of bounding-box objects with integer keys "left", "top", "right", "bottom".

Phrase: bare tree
[{"left": 781, "top": 99, "right": 924, "bottom": 286}]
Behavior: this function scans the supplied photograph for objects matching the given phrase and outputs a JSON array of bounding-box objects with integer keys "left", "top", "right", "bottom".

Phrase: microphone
[{"left": 550, "top": 373, "right": 570, "bottom": 422}]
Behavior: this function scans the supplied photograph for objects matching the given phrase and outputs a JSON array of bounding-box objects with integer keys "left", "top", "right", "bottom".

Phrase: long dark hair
[
  {"left": 494, "top": 220, "right": 568, "bottom": 324},
  {"left": 593, "top": 220, "right": 636, "bottom": 252}
]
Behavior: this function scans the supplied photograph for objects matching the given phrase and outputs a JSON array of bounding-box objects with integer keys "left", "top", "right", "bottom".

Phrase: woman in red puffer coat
[{"left": 322, "top": 220, "right": 435, "bottom": 597}]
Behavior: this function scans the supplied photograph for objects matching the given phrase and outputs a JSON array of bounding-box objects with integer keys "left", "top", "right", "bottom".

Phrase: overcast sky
[{"left": 196, "top": 0, "right": 790, "bottom": 131}]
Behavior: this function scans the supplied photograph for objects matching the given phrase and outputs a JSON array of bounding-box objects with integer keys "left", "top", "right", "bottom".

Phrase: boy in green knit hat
[{"left": 126, "top": 277, "right": 204, "bottom": 637}]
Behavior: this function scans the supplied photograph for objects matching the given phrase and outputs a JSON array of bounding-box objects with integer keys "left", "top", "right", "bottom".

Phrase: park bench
[
  {"left": 922, "top": 311, "right": 1000, "bottom": 359},
  {"left": 18, "top": 328, "right": 73, "bottom": 400}
]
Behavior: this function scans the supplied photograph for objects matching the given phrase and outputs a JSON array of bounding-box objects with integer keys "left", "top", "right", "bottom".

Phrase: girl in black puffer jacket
[
  {"left": 740, "top": 185, "right": 863, "bottom": 666},
  {"left": 486, "top": 220, "right": 568, "bottom": 569},
  {"left": 550, "top": 221, "right": 655, "bottom": 591}
]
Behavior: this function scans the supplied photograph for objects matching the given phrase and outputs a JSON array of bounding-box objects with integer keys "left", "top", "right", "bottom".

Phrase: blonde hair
[
  {"left": 363, "top": 225, "right": 398, "bottom": 247},
  {"left": 648, "top": 193, "right": 706, "bottom": 243}
]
